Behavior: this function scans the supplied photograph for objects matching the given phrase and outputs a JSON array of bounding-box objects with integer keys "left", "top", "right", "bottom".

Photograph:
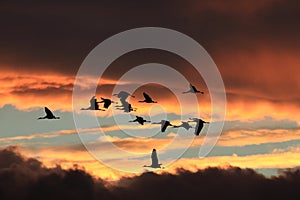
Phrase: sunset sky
[{"left": 1, "top": 0, "right": 300, "bottom": 181}]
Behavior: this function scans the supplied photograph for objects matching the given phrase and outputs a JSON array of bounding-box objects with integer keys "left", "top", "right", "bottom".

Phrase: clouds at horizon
[{"left": 2, "top": 146, "right": 300, "bottom": 200}]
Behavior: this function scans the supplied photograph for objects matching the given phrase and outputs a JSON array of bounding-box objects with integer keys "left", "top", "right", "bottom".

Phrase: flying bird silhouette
[
  {"left": 38, "top": 107, "right": 60, "bottom": 119},
  {"left": 188, "top": 118, "right": 209, "bottom": 136},
  {"left": 138, "top": 92, "right": 157, "bottom": 103},
  {"left": 129, "top": 116, "right": 150, "bottom": 125},
  {"left": 115, "top": 99, "right": 137, "bottom": 113},
  {"left": 183, "top": 83, "right": 204, "bottom": 94},
  {"left": 99, "top": 97, "right": 116, "bottom": 109},
  {"left": 152, "top": 120, "right": 173, "bottom": 132},
  {"left": 113, "top": 91, "right": 135, "bottom": 101},
  {"left": 173, "top": 121, "right": 192, "bottom": 130},
  {"left": 143, "top": 149, "right": 163, "bottom": 168},
  {"left": 81, "top": 96, "right": 105, "bottom": 111}
]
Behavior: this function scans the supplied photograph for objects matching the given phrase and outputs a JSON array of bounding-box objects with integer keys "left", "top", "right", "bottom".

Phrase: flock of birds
[{"left": 37, "top": 83, "right": 209, "bottom": 169}]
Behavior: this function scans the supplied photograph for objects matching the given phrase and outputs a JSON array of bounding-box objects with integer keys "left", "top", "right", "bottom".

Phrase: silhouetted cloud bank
[{"left": 1, "top": 146, "right": 300, "bottom": 200}]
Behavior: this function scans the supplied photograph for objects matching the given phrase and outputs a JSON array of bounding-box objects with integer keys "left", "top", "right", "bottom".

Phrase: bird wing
[
  {"left": 151, "top": 150, "right": 159, "bottom": 166},
  {"left": 103, "top": 100, "right": 112, "bottom": 108},
  {"left": 45, "top": 107, "right": 55, "bottom": 118},
  {"left": 195, "top": 122, "right": 204, "bottom": 136},
  {"left": 161, "top": 120, "right": 171, "bottom": 132},
  {"left": 143, "top": 92, "right": 153, "bottom": 101},
  {"left": 119, "top": 91, "right": 130, "bottom": 99},
  {"left": 191, "top": 85, "right": 198, "bottom": 92},
  {"left": 181, "top": 122, "right": 190, "bottom": 129}
]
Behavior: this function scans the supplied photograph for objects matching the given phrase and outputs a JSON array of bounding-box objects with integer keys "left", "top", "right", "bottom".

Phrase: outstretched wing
[
  {"left": 151, "top": 149, "right": 159, "bottom": 166},
  {"left": 103, "top": 99, "right": 112, "bottom": 108},
  {"left": 182, "top": 122, "right": 191, "bottom": 130},
  {"left": 189, "top": 83, "right": 194, "bottom": 91},
  {"left": 161, "top": 120, "right": 170, "bottom": 132},
  {"left": 45, "top": 107, "right": 55, "bottom": 118},
  {"left": 118, "top": 91, "right": 131, "bottom": 100},
  {"left": 143, "top": 92, "right": 153, "bottom": 101},
  {"left": 195, "top": 121, "right": 204, "bottom": 136},
  {"left": 191, "top": 85, "right": 198, "bottom": 92}
]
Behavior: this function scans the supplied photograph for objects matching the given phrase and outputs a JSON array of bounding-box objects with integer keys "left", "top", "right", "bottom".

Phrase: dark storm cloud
[
  {"left": 1, "top": 0, "right": 300, "bottom": 108},
  {"left": 0, "top": 146, "right": 111, "bottom": 200},
  {"left": 1, "top": 146, "right": 300, "bottom": 200},
  {"left": 1, "top": 0, "right": 300, "bottom": 74}
]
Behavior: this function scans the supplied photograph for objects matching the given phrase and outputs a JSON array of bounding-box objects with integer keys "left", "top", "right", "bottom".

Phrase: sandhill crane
[
  {"left": 113, "top": 91, "right": 135, "bottom": 101},
  {"left": 129, "top": 116, "right": 150, "bottom": 125},
  {"left": 115, "top": 98, "right": 137, "bottom": 113},
  {"left": 183, "top": 83, "right": 204, "bottom": 94},
  {"left": 152, "top": 120, "right": 173, "bottom": 132},
  {"left": 188, "top": 118, "right": 209, "bottom": 136},
  {"left": 99, "top": 97, "right": 116, "bottom": 109},
  {"left": 81, "top": 96, "right": 105, "bottom": 111},
  {"left": 138, "top": 92, "right": 157, "bottom": 103},
  {"left": 38, "top": 107, "right": 60, "bottom": 119},
  {"left": 143, "top": 149, "right": 163, "bottom": 168},
  {"left": 173, "top": 121, "right": 192, "bottom": 130}
]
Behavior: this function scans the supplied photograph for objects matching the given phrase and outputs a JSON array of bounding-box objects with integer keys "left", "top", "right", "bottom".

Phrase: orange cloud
[
  {"left": 0, "top": 72, "right": 131, "bottom": 111},
  {"left": 2, "top": 46, "right": 300, "bottom": 124},
  {"left": 166, "top": 150, "right": 300, "bottom": 175},
  {"left": 20, "top": 143, "right": 300, "bottom": 181}
]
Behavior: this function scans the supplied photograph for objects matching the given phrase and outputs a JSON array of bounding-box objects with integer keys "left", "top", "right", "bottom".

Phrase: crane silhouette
[
  {"left": 152, "top": 120, "right": 173, "bottom": 132},
  {"left": 99, "top": 97, "right": 116, "bottom": 109},
  {"left": 138, "top": 92, "right": 157, "bottom": 103},
  {"left": 113, "top": 91, "right": 135, "bottom": 101},
  {"left": 81, "top": 96, "right": 105, "bottom": 111},
  {"left": 188, "top": 118, "right": 209, "bottom": 136},
  {"left": 129, "top": 116, "right": 150, "bottom": 125},
  {"left": 115, "top": 98, "right": 137, "bottom": 113},
  {"left": 183, "top": 83, "right": 204, "bottom": 94},
  {"left": 38, "top": 107, "right": 60, "bottom": 119},
  {"left": 143, "top": 149, "right": 163, "bottom": 168},
  {"left": 173, "top": 121, "right": 192, "bottom": 130}
]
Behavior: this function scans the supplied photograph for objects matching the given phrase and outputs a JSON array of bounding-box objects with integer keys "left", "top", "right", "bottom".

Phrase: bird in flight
[
  {"left": 99, "top": 97, "right": 116, "bottom": 109},
  {"left": 138, "top": 92, "right": 157, "bottom": 103},
  {"left": 115, "top": 98, "right": 137, "bottom": 113},
  {"left": 152, "top": 120, "right": 173, "bottom": 132},
  {"left": 81, "top": 96, "right": 105, "bottom": 111},
  {"left": 38, "top": 107, "right": 60, "bottom": 120},
  {"left": 182, "top": 83, "right": 204, "bottom": 94},
  {"left": 188, "top": 118, "right": 209, "bottom": 136},
  {"left": 113, "top": 91, "right": 135, "bottom": 101},
  {"left": 143, "top": 149, "right": 163, "bottom": 169},
  {"left": 173, "top": 121, "right": 193, "bottom": 130},
  {"left": 129, "top": 116, "right": 150, "bottom": 125}
]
